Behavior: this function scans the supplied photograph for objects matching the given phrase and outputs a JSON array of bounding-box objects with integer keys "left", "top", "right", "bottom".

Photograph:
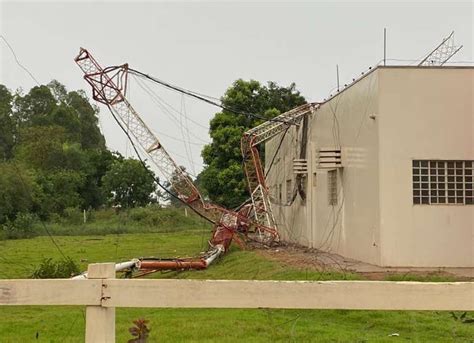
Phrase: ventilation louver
[
  {"left": 317, "top": 148, "right": 343, "bottom": 169},
  {"left": 293, "top": 159, "right": 308, "bottom": 175}
]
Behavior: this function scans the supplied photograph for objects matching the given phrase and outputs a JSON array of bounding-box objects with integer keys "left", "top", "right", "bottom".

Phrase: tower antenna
[{"left": 418, "top": 31, "right": 463, "bottom": 66}]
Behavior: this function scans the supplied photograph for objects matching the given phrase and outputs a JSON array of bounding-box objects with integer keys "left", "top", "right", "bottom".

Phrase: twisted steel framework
[
  {"left": 74, "top": 49, "right": 279, "bottom": 276},
  {"left": 241, "top": 103, "right": 319, "bottom": 237}
]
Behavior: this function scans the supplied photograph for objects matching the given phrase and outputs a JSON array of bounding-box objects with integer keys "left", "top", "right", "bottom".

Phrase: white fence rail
[{"left": 1, "top": 263, "right": 473, "bottom": 342}]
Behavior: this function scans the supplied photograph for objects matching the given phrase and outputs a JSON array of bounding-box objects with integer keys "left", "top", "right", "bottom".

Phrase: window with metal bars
[
  {"left": 328, "top": 170, "right": 338, "bottom": 206},
  {"left": 286, "top": 179, "right": 293, "bottom": 203},
  {"left": 412, "top": 160, "right": 473, "bottom": 205}
]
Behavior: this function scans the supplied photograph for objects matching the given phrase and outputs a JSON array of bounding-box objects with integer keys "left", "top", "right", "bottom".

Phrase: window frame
[{"left": 412, "top": 160, "right": 473, "bottom": 205}]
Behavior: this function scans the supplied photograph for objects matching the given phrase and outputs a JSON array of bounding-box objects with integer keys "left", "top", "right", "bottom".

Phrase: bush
[
  {"left": 1, "top": 212, "right": 38, "bottom": 239},
  {"left": 31, "top": 257, "right": 80, "bottom": 278},
  {"left": 62, "top": 207, "right": 84, "bottom": 225}
]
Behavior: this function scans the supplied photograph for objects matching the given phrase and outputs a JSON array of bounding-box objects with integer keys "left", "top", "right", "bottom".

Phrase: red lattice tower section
[{"left": 75, "top": 48, "right": 278, "bottom": 249}]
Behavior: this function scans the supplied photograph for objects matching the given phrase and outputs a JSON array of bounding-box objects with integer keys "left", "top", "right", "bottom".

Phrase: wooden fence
[{"left": 1, "top": 263, "right": 473, "bottom": 342}]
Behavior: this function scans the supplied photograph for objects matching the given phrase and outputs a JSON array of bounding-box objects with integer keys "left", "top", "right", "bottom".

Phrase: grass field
[{"left": 0, "top": 221, "right": 473, "bottom": 342}]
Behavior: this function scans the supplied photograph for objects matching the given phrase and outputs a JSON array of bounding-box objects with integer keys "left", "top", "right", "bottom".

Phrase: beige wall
[
  {"left": 378, "top": 67, "right": 474, "bottom": 267},
  {"left": 267, "top": 70, "right": 381, "bottom": 265},
  {"left": 266, "top": 125, "right": 311, "bottom": 245},
  {"left": 266, "top": 66, "right": 473, "bottom": 268}
]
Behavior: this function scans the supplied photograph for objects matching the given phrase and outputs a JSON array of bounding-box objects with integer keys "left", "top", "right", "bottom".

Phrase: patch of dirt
[{"left": 254, "top": 242, "right": 473, "bottom": 281}]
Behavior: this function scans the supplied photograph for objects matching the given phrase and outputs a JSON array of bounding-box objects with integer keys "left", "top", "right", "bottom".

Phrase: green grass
[
  {"left": 1, "top": 307, "right": 473, "bottom": 342},
  {"left": 0, "top": 227, "right": 473, "bottom": 341},
  {"left": 384, "top": 273, "right": 458, "bottom": 282}
]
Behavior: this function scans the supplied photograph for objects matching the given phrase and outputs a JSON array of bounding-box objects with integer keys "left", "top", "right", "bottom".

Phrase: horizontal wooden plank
[
  {"left": 0, "top": 279, "right": 102, "bottom": 306},
  {"left": 103, "top": 280, "right": 474, "bottom": 311}
]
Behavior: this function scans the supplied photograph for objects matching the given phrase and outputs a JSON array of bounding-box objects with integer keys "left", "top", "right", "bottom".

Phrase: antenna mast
[{"left": 418, "top": 31, "right": 463, "bottom": 66}]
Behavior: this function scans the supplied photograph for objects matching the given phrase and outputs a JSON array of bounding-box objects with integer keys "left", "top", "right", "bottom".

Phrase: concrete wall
[
  {"left": 267, "top": 70, "right": 382, "bottom": 265},
  {"left": 266, "top": 125, "right": 311, "bottom": 245},
  {"left": 377, "top": 67, "right": 474, "bottom": 267},
  {"left": 266, "top": 66, "right": 473, "bottom": 268}
]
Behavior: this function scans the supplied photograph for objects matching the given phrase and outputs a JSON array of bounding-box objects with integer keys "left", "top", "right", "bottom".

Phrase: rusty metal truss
[
  {"left": 75, "top": 48, "right": 278, "bottom": 251},
  {"left": 241, "top": 103, "right": 319, "bottom": 238}
]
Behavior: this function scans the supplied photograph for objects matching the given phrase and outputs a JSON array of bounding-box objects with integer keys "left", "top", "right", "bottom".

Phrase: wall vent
[
  {"left": 317, "top": 148, "right": 343, "bottom": 169},
  {"left": 293, "top": 159, "right": 308, "bottom": 175}
]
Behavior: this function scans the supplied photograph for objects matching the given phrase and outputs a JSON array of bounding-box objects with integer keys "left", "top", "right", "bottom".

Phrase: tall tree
[
  {"left": 199, "top": 79, "right": 306, "bottom": 208},
  {"left": 102, "top": 158, "right": 157, "bottom": 208},
  {"left": 0, "top": 162, "right": 36, "bottom": 223},
  {"left": 5, "top": 81, "right": 112, "bottom": 215},
  {"left": 0, "top": 85, "right": 15, "bottom": 160}
]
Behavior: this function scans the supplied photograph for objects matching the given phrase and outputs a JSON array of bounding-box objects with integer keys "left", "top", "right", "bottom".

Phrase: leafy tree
[
  {"left": 64, "top": 89, "right": 105, "bottom": 150},
  {"left": 5, "top": 81, "right": 112, "bottom": 215},
  {"left": 102, "top": 158, "right": 157, "bottom": 208},
  {"left": 12, "top": 85, "right": 57, "bottom": 126},
  {"left": 199, "top": 79, "right": 306, "bottom": 208},
  {"left": 34, "top": 170, "right": 86, "bottom": 216},
  {"left": 79, "top": 149, "right": 119, "bottom": 209},
  {"left": 12, "top": 81, "right": 105, "bottom": 150},
  {"left": 0, "top": 162, "right": 37, "bottom": 223},
  {"left": 0, "top": 85, "right": 15, "bottom": 160},
  {"left": 15, "top": 125, "right": 69, "bottom": 171}
]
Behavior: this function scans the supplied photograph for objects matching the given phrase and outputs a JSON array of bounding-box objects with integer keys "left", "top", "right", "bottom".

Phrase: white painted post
[{"left": 85, "top": 263, "right": 115, "bottom": 343}]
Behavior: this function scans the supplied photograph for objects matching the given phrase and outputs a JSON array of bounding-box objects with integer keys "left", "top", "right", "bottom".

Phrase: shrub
[
  {"left": 30, "top": 257, "right": 80, "bottom": 278},
  {"left": 62, "top": 207, "right": 84, "bottom": 225},
  {"left": 1, "top": 212, "right": 38, "bottom": 239}
]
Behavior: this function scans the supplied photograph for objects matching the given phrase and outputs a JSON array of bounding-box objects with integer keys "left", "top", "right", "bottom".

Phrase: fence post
[{"left": 85, "top": 263, "right": 115, "bottom": 343}]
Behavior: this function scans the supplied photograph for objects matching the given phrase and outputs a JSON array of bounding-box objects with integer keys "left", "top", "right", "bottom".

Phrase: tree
[
  {"left": 79, "top": 149, "right": 118, "bottom": 209},
  {"left": 34, "top": 169, "right": 86, "bottom": 216},
  {"left": 11, "top": 81, "right": 106, "bottom": 151},
  {"left": 12, "top": 85, "right": 57, "bottom": 126},
  {"left": 64, "top": 89, "right": 105, "bottom": 150},
  {"left": 15, "top": 125, "right": 69, "bottom": 171},
  {"left": 199, "top": 79, "right": 306, "bottom": 208},
  {"left": 0, "top": 162, "right": 37, "bottom": 223},
  {"left": 102, "top": 158, "right": 157, "bottom": 208},
  {"left": 0, "top": 85, "right": 15, "bottom": 160},
  {"left": 5, "top": 81, "right": 112, "bottom": 215}
]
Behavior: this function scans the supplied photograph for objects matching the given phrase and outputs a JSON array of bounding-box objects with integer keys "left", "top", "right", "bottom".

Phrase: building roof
[{"left": 320, "top": 65, "right": 473, "bottom": 106}]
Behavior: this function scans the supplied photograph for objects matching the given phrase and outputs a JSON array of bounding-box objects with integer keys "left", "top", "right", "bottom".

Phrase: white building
[{"left": 266, "top": 66, "right": 473, "bottom": 268}]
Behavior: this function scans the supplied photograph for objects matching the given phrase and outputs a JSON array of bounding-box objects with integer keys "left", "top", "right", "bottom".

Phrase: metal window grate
[
  {"left": 286, "top": 179, "right": 293, "bottom": 203},
  {"left": 412, "top": 160, "right": 473, "bottom": 205},
  {"left": 328, "top": 170, "right": 338, "bottom": 206}
]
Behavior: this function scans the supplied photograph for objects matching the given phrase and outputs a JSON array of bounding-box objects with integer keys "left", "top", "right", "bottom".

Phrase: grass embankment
[{"left": 0, "top": 208, "right": 473, "bottom": 342}]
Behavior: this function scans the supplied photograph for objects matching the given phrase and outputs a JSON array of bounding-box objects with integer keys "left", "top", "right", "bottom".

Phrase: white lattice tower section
[
  {"left": 419, "top": 31, "right": 463, "bottom": 66},
  {"left": 75, "top": 49, "right": 200, "bottom": 203}
]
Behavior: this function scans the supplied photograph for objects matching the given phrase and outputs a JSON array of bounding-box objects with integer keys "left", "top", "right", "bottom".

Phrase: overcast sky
[{"left": 1, "top": 1, "right": 472, "bottom": 176}]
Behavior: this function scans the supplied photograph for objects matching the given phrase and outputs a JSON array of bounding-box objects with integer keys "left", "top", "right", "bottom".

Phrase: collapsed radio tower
[
  {"left": 73, "top": 48, "right": 281, "bottom": 278},
  {"left": 418, "top": 31, "right": 463, "bottom": 66}
]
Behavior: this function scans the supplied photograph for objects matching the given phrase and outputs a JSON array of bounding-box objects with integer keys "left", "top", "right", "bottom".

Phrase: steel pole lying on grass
[{"left": 72, "top": 245, "right": 225, "bottom": 279}]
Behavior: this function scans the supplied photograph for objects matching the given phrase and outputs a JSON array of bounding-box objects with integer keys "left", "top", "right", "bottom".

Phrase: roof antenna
[{"left": 418, "top": 31, "right": 463, "bottom": 66}]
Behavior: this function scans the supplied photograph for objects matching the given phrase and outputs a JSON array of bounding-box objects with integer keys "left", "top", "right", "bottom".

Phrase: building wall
[
  {"left": 266, "top": 66, "right": 473, "bottom": 268},
  {"left": 377, "top": 67, "right": 474, "bottom": 267},
  {"left": 266, "top": 70, "right": 382, "bottom": 265}
]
